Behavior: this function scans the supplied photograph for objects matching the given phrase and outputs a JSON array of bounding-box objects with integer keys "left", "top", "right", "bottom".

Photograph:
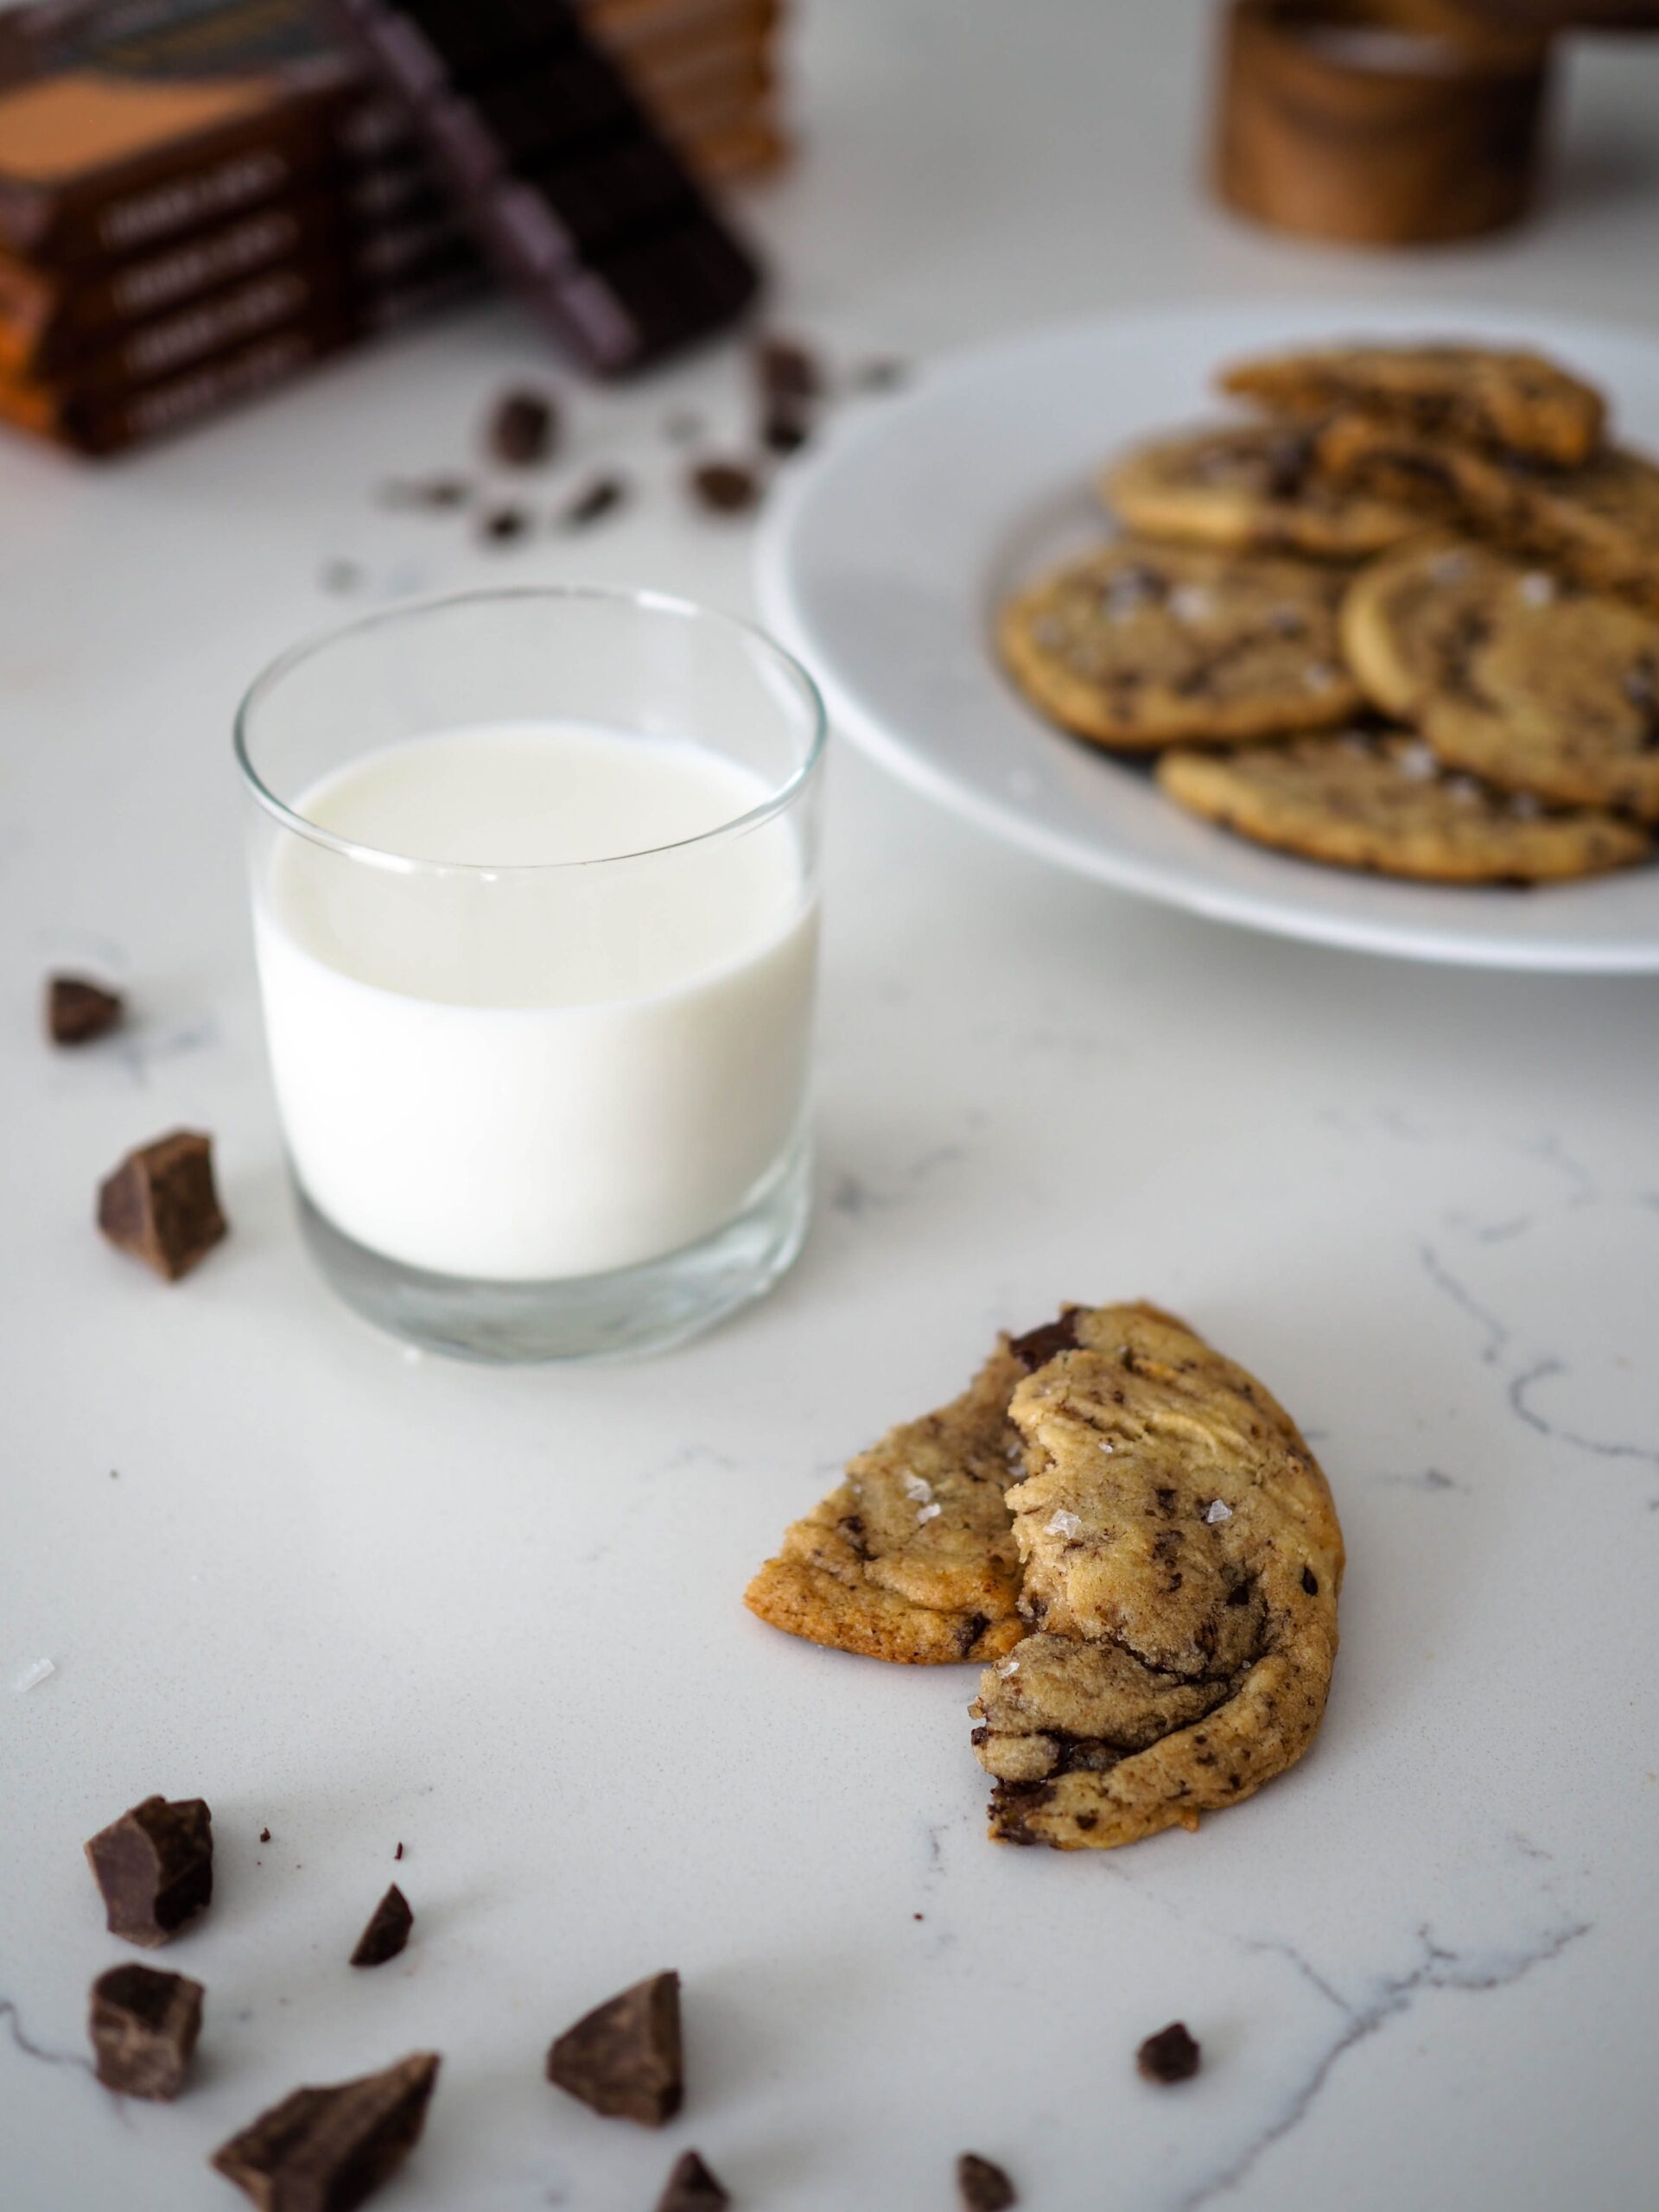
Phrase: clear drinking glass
[{"left": 235, "top": 587, "right": 825, "bottom": 1363}]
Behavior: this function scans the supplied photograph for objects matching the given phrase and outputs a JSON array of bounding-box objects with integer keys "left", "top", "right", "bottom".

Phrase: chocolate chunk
[
  {"left": 559, "top": 474, "right": 629, "bottom": 529},
  {"left": 350, "top": 1885, "right": 413, "bottom": 1968},
  {"left": 546, "top": 1969, "right": 682, "bottom": 2126},
  {"left": 480, "top": 505, "right": 531, "bottom": 545},
  {"left": 1301, "top": 1566, "right": 1319, "bottom": 1595},
  {"left": 761, "top": 400, "right": 810, "bottom": 456},
  {"left": 47, "top": 974, "right": 123, "bottom": 1046},
  {"left": 211, "top": 2051, "right": 440, "bottom": 2212},
  {"left": 689, "top": 460, "right": 761, "bottom": 515},
  {"left": 1137, "top": 2020, "right": 1201, "bottom": 2083},
  {"left": 259, "top": 1827, "right": 271, "bottom": 1844},
  {"left": 488, "top": 390, "right": 559, "bottom": 467},
  {"left": 97, "top": 1131, "right": 227, "bottom": 1282},
  {"left": 1007, "top": 1308, "right": 1081, "bottom": 1371},
  {"left": 89, "top": 1964, "right": 204, "bottom": 2100},
  {"left": 957, "top": 2151, "right": 1018, "bottom": 2210},
  {"left": 85, "top": 1796, "right": 213, "bottom": 1947},
  {"left": 393, "top": 1841, "right": 404, "bottom": 1861},
  {"left": 655, "top": 2148, "right": 730, "bottom": 2211},
  {"left": 378, "top": 476, "right": 472, "bottom": 511},
  {"left": 756, "top": 334, "right": 822, "bottom": 405}
]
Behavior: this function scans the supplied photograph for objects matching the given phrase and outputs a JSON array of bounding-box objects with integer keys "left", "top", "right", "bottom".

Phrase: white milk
[{"left": 254, "top": 721, "right": 817, "bottom": 1281}]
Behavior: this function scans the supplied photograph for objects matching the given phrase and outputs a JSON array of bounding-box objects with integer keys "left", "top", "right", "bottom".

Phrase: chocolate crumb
[
  {"left": 211, "top": 2051, "right": 440, "bottom": 2209},
  {"left": 480, "top": 505, "right": 531, "bottom": 545},
  {"left": 913, "top": 1911, "right": 924, "bottom": 1921},
  {"left": 689, "top": 460, "right": 760, "bottom": 515},
  {"left": 957, "top": 2151, "right": 1017, "bottom": 2209},
  {"left": 654, "top": 2147, "right": 730, "bottom": 2211},
  {"left": 547, "top": 1969, "right": 682, "bottom": 2126},
  {"left": 394, "top": 1842, "right": 404, "bottom": 1861},
  {"left": 559, "top": 474, "right": 628, "bottom": 529},
  {"left": 756, "top": 332, "right": 822, "bottom": 404},
  {"left": 88, "top": 1964, "right": 203, "bottom": 2100},
  {"left": 761, "top": 400, "right": 810, "bottom": 456},
  {"left": 258, "top": 1828, "right": 270, "bottom": 1844},
  {"left": 47, "top": 974, "right": 123, "bottom": 1046},
  {"left": 378, "top": 475, "right": 471, "bottom": 511},
  {"left": 1137, "top": 2020, "right": 1201, "bottom": 2083},
  {"left": 1007, "top": 1308, "right": 1081, "bottom": 1371},
  {"left": 351, "top": 1884, "right": 413, "bottom": 1968},
  {"left": 85, "top": 1796, "right": 213, "bottom": 1947},
  {"left": 97, "top": 1130, "right": 227, "bottom": 1282},
  {"left": 1301, "top": 1567, "right": 1319, "bottom": 1595},
  {"left": 488, "top": 389, "right": 559, "bottom": 467}
]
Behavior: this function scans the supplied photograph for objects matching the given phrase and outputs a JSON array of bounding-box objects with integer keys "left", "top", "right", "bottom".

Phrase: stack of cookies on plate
[{"left": 997, "top": 340, "right": 1659, "bottom": 886}]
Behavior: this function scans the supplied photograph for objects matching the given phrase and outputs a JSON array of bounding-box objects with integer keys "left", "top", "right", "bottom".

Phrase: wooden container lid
[{"left": 1213, "top": 0, "right": 1555, "bottom": 247}]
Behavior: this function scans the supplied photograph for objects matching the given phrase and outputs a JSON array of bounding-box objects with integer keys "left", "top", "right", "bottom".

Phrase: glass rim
[{"left": 232, "top": 583, "right": 828, "bottom": 876}]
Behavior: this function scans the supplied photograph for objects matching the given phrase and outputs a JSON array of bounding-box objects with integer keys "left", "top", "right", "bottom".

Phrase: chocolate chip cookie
[
  {"left": 1342, "top": 538, "right": 1659, "bottom": 819},
  {"left": 1157, "top": 728, "right": 1649, "bottom": 882},
  {"left": 997, "top": 541, "right": 1363, "bottom": 748},
  {"left": 971, "top": 1305, "right": 1343, "bottom": 1852},
  {"left": 1100, "top": 422, "right": 1424, "bottom": 560},
  {"left": 1317, "top": 418, "right": 1659, "bottom": 618},
  {"left": 745, "top": 1306, "right": 1179, "bottom": 1666},
  {"left": 1222, "top": 341, "right": 1605, "bottom": 467}
]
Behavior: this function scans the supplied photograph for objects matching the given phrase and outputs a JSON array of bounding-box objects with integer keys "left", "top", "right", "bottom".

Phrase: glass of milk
[{"left": 235, "top": 587, "right": 825, "bottom": 1362}]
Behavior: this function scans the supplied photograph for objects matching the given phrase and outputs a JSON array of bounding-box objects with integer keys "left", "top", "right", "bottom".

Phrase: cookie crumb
[{"left": 1137, "top": 2021, "right": 1200, "bottom": 2083}]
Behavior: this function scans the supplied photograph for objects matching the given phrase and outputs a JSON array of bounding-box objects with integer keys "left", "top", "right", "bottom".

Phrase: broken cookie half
[
  {"left": 743, "top": 1303, "right": 1186, "bottom": 1666},
  {"left": 971, "top": 1305, "right": 1343, "bottom": 1850}
]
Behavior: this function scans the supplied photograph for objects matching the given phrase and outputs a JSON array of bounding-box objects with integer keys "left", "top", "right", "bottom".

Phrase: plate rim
[{"left": 754, "top": 298, "right": 1659, "bottom": 975}]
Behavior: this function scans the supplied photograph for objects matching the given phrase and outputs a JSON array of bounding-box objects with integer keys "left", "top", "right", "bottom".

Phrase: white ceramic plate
[{"left": 754, "top": 299, "right": 1659, "bottom": 971}]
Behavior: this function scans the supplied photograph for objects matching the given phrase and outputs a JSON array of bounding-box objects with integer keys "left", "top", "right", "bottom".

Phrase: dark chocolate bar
[{"left": 328, "top": 0, "right": 761, "bottom": 372}]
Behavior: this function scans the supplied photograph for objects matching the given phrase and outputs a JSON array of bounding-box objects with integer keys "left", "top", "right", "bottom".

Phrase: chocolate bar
[{"left": 328, "top": 0, "right": 761, "bottom": 373}]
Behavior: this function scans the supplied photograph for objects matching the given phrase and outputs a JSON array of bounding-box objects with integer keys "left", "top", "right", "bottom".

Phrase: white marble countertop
[{"left": 5, "top": 5, "right": 1659, "bottom": 2208}]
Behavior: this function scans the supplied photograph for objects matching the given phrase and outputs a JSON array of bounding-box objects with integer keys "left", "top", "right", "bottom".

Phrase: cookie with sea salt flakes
[
  {"left": 1100, "top": 421, "right": 1425, "bottom": 560},
  {"left": 1341, "top": 537, "right": 1659, "bottom": 820},
  {"left": 1156, "top": 728, "right": 1649, "bottom": 883},
  {"left": 971, "top": 1304, "right": 1343, "bottom": 1852},
  {"left": 996, "top": 540, "right": 1363, "bottom": 748},
  {"left": 1220, "top": 340, "right": 1605, "bottom": 467},
  {"left": 743, "top": 1304, "right": 1184, "bottom": 1666}
]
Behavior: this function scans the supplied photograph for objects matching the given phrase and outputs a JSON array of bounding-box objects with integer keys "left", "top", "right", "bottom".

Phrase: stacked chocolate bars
[{"left": 0, "top": 0, "right": 784, "bottom": 455}]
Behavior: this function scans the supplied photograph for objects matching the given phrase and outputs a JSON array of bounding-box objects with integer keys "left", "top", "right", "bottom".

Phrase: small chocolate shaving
[
  {"left": 47, "top": 975, "right": 123, "bottom": 1046},
  {"left": 1007, "top": 1308, "right": 1081, "bottom": 1371},
  {"left": 259, "top": 1827, "right": 271, "bottom": 1844},
  {"left": 85, "top": 1796, "right": 213, "bottom": 1947},
  {"left": 480, "top": 505, "right": 531, "bottom": 545},
  {"left": 546, "top": 1969, "right": 682, "bottom": 2126},
  {"left": 756, "top": 333, "right": 822, "bottom": 404},
  {"left": 761, "top": 400, "right": 810, "bottom": 456},
  {"left": 655, "top": 2147, "right": 730, "bottom": 2211},
  {"left": 689, "top": 460, "right": 761, "bottom": 515},
  {"left": 559, "top": 474, "right": 629, "bottom": 529},
  {"left": 351, "top": 1885, "right": 413, "bottom": 1968},
  {"left": 957, "top": 2150, "right": 1018, "bottom": 2209},
  {"left": 97, "top": 1131, "right": 227, "bottom": 1282},
  {"left": 378, "top": 476, "right": 471, "bottom": 511},
  {"left": 211, "top": 2051, "right": 440, "bottom": 2211},
  {"left": 89, "top": 1964, "right": 203, "bottom": 2100},
  {"left": 488, "top": 390, "right": 558, "bottom": 467},
  {"left": 1137, "top": 2020, "right": 1201, "bottom": 2083},
  {"left": 393, "top": 1842, "right": 404, "bottom": 1861}
]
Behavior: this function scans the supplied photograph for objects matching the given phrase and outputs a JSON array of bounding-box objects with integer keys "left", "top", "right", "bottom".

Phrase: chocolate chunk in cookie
[
  {"left": 1221, "top": 341, "right": 1605, "bottom": 467},
  {"left": 972, "top": 1305, "right": 1343, "bottom": 1852},
  {"left": 547, "top": 1971, "right": 683, "bottom": 2126},
  {"left": 1157, "top": 727, "right": 1649, "bottom": 882},
  {"left": 211, "top": 2052, "right": 440, "bottom": 2209},
  {"left": 85, "top": 1796, "right": 213, "bottom": 1946},
  {"left": 97, "top": 1131, "right": 227, "bottom": 1282},
  {"left": 998, "top": 541, "right": 1363, "bottom": 749},
  {"left": 1101, "top": 422, "right": 1422, "bottom": 560},
  {"left": 89, "top": 1965, "right": 203, "bottom": 2099},
  {"left": 1342, "top": 537, "right": 1659, "bottom": 818}
]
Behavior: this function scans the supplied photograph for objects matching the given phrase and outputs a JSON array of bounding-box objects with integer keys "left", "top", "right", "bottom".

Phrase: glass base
[{"left": 292, "top": 1138, "right": 811, "bottom": 1363}]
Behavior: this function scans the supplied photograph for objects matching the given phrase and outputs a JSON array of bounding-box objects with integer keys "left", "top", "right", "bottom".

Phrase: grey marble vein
[
  {"left": 1508, "top": 1359, "right": 1659, "bottom": 1472},
  {"left": 1419, "top": 1243, "right": 1510, "bottom": 1365}
]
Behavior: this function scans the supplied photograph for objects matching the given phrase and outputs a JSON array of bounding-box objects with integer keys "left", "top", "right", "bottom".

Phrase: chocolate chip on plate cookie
[{"left": 997, "top": 540, "right": 1363, "bottom": 749}]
